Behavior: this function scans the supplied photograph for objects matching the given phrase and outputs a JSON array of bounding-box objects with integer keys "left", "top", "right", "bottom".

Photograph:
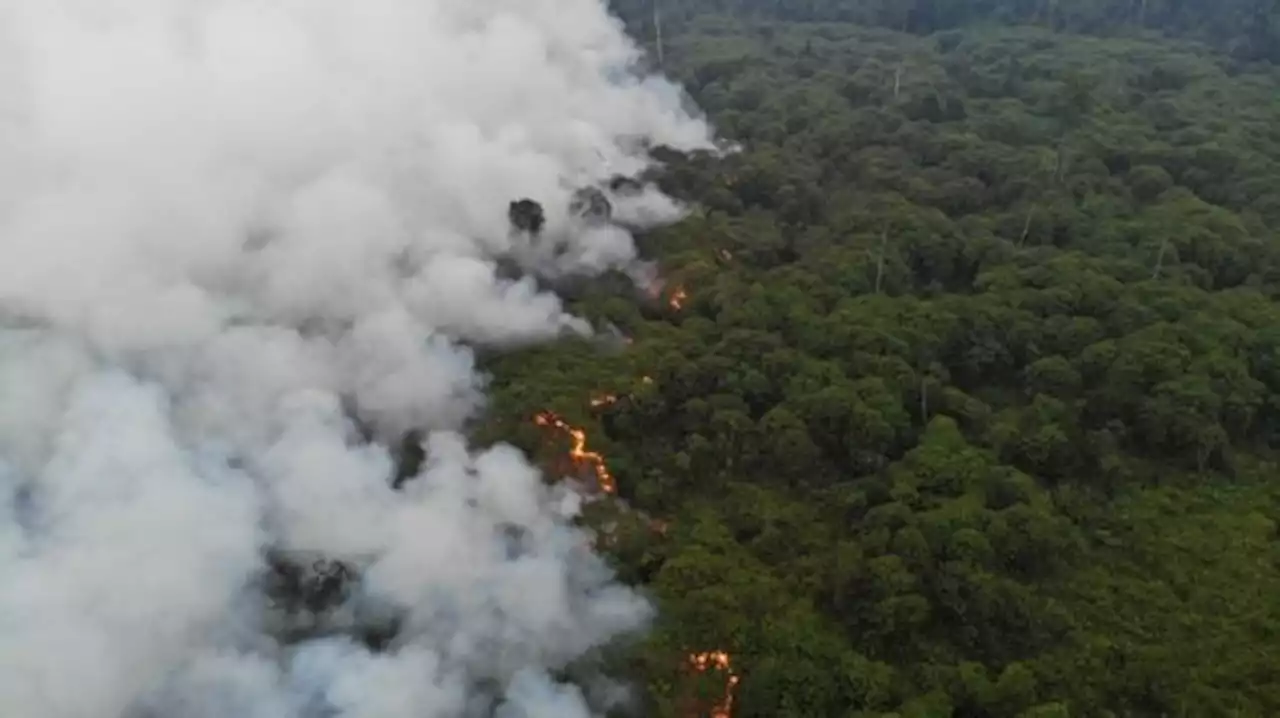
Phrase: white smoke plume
[{"left": 0, "top": 1, "right": 712, "bottom": 716}]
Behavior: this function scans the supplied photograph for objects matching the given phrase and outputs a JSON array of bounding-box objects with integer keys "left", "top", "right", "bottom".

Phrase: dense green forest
[
  {"left": 611, "top": 0, "right": 1280, "bottom": 62},
  {"left": 482, "top": 3, "right": 1280, "bottom": 716}
]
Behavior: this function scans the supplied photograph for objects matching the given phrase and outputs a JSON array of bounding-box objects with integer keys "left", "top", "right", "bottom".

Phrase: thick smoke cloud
[{"left": 0, "top": 1, "right": 711, "bottom": 716}]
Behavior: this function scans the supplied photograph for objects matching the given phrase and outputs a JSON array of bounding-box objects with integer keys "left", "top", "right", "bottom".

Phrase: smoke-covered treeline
[
  {"left": 612, "top": 0, "right": 1280, "bottom": 62},
  {"left": 0, "top": 1, "right": 714, "bottom": 717}
]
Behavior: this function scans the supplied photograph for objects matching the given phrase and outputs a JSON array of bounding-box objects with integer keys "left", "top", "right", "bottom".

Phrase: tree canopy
[{"left": 481, "top": 4, "right": 1280, "bottom": 716}]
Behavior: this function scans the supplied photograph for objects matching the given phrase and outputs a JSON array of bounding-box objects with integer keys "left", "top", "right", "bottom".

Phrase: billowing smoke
[{"left": 0, "top": 1, "right": 712, "bottom": 716}]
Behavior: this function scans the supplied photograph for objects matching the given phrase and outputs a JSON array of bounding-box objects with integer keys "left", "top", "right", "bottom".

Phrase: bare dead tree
[
  {"left": 874, "top": 226, "right": 889, "bottom": 294},
  {"left": 653, "top": 0, "right": 665, "bottom": 68},
  {"left": 1152, "top": 238, "right": 1170, "bottom": 279}
]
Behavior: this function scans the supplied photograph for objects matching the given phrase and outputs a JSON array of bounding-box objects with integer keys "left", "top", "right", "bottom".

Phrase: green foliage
[
  {"left": 481, "top": 8, "right": 1280, "bottom": 716},
  {"left": 611, "top": 0, "right": 1280, "bottom": 63}
]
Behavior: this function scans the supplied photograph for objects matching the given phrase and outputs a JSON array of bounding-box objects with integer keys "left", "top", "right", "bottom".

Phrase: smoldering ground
[{"left": 0, "top": 1, "right": 711, "bottom": 716}]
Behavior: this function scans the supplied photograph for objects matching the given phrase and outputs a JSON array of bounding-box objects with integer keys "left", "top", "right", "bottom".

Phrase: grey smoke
[{"left": 0, "top": 1, "right": 712, "bottom": 717}]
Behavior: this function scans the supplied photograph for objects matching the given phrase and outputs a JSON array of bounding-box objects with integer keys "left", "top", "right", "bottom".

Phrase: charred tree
[
  {"left": 508, "top": 198, "right": 546, "bottom": 235},
  {"left": 569, "top": 186, "right": 613, "bottom": 223},
  {"left": 608, "top": 174, "right": 644, "bottom": 195}
]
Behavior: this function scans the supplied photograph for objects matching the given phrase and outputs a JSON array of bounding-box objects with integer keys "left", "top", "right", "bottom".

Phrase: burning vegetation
[
  {"left": 526, "top": 354, "right": 739, "bottom": 714},
  {"left": 668, "top": 286, "right": 689, "bottom": 311},
  {"left": 533, "top": 411, "right": 616, "bottom": 494},
  {"left": 641, "top": 273, "right": 690, "bottom": 312},
  {"left": 590, "top": 393, "right": 618, "bottom": 408},
  {"left": 688, "top": 650, "right": 740, "bottom": 718},
  {"left": 531, "top": 400, "right": 742, "bottom": 715}
]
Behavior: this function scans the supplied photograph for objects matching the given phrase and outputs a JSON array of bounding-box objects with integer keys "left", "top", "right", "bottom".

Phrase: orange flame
[
  {"left": 669, "top": 286, "right": 689, "bottom": 311},
  {"left": 590, "top": 393, "right": 618, "bottom": 408},
  {"left": 641, "top": 273, "right": 687, "bottom": 311},
  {"left": 534, "top": 412, "right": 616, "bottom": 494},
  {"left": 687, "top": 650, "right": 740, "bottom": 718}
]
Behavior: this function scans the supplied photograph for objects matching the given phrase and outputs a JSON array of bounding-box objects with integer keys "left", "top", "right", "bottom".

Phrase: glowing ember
[
  {"left": 688, "top": 650, "right": 740, "bottom": 718},
  {"left": 533, "top": 412, "right": 616, "bottom": 494},
  {"left": 669, "top": 286, "right": 689, "bottom": 311}
]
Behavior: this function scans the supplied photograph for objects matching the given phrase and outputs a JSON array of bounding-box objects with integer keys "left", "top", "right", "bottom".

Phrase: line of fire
[{"left": 528, "top": 277, "right": 740, "bottom": 718}]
